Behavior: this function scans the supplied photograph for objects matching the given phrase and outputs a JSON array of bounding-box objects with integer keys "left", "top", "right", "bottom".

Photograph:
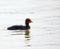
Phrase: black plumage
[{"left": 7, "top": 18, "right": 32, "bottom": 30}]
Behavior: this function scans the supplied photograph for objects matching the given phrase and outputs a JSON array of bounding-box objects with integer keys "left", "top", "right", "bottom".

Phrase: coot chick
[{"left": 7, "top": 18, "right": 32, "bottom": 30}]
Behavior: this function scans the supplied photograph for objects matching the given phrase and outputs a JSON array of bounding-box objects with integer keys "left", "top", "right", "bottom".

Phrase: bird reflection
[
  {"left": 25, "top": 29, "right": 30, "bottom": 38},
  {"left": 25, "top": 29, "right": 31, "bottom": 46},
  {"left": 10, "top": 29, "right": 31, "bottom": 46}
]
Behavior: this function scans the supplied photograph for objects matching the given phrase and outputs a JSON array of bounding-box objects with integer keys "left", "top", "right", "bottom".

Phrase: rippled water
[{"left": 0, "top": 0, "right": 60, "bottom": 49}]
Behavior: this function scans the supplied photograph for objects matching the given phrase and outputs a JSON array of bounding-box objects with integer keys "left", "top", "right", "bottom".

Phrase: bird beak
[{"left": 30, "top": 20, "right": 33, "bottom": 23}]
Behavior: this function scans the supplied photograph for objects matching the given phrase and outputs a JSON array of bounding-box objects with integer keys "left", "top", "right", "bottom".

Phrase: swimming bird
[{"left": 7, "top": 18, "right": 32, "bottom": 30}]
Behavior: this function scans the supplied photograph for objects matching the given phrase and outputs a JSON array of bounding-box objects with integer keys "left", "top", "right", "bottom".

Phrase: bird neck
[
  {"left": 25, "top": 20, "right": 30, "bottom": 29},
  {"left": 25, "top": 22, "right": 30, "bottom": 27}
]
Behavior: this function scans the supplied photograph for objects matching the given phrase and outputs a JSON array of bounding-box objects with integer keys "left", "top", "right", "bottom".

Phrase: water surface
[{"left": 0, "top": 0, "right": 60, "bottom": 49}]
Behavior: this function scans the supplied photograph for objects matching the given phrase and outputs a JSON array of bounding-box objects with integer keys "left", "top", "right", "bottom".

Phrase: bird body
[
  {"left": 8, "top": 25, "right": 30, "bottom": 30},
  {"left": 7, "top": 18, "right": 32, "bottom": 30}
]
